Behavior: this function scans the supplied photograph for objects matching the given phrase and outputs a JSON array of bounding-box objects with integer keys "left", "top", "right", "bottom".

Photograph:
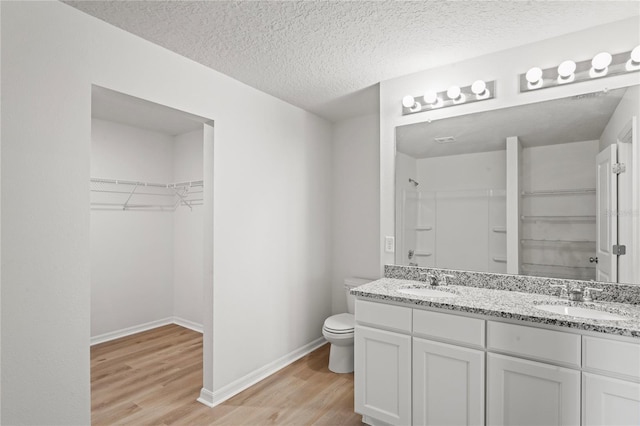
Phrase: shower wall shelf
[
  {"left": 415, "top": 226, "right": 433, "bottom": 231},
  {"left": 520, "top": 215, "right": 596, "bottom": 222},
  {"left": 520, "top": 239, "right": 596, "bottom": 245},
  {"left": 492, "top": 257, "right": 507, "bottom": 263},
  {"left": 90, "top": 177, "right": 203, "bottom": 211},
  {"left": 492, "top": 226, "right": 506, "bottom": 233},
  {"left": 521, "top": 188, "right": 596, "bottom": 196},
  {"left": 521, "top": 262, "right": 595, "bottom": 271}
]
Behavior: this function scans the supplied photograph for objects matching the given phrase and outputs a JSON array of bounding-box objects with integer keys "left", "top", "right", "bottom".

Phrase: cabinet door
[
  {"left": 583, "top": 372, "right": 640, "bottom": 426},
  {"left": 487, "top": 353, "right": 580, "bottom": 426},
  {"left": 355, "top": 325, "right": 411, "bottom": 425},
  {"left": 413, "top": 338, "right": 484, "bottom": 426}
]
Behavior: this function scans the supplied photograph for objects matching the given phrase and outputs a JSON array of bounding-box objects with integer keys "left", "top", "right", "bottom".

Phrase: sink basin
[
  {"left": 535, "top": 304, "right": 626, "bottom": 321},
  {"left": 397, "top": 287, "right": 458, "bottom": 298}
]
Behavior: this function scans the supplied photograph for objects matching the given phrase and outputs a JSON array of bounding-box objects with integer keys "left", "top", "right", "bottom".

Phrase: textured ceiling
[{"left": 65, "top": 1, "right": 640, "bottom": 122}]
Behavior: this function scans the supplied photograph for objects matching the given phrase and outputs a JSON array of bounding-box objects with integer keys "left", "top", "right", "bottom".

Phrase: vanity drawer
[
  {"left": 413, "top": 309, "right": 485, "bottom": 348},
  {"left": 487, "top": 321, "right": 581, "bottom": 367},
  {"left": 583, "top": 336, "right": 640, "bottom": 380},
  {"left": 355, "top": 299, "right": 412, "bottom": 333}
]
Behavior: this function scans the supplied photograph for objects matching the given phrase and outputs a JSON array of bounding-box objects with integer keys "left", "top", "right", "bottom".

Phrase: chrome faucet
[
  {"left": 549, "top": 284, "right": 603, "bottom": 302},
  {"left": 418, "top": 271, "right": 454, "bottom": 286},
  {"left": 438, "top": 274, "right": 455, "bottom": 286},
  {"left": 418, "top": 271, "right": 439, "bottom": 286},
  {"left": 550, "top": 284, "right": 569, "bottom": 299}
]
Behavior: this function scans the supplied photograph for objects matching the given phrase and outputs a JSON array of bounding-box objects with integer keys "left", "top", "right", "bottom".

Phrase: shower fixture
[{"left": 409, "top": 178, "right": 419, "bottom": 187}]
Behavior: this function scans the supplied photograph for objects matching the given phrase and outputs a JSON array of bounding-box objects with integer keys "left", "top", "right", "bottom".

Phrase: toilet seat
[{"left": 323, "top": 313, "right": 354, "bottom": 334}]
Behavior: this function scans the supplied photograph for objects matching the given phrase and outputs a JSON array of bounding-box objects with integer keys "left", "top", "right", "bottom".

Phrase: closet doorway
[{"left": 89, "top": 86, "right": 214, "bottom": 414}]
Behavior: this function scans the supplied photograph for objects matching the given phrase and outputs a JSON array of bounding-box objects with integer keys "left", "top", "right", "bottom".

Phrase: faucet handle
[
  {"left": 549, "top": 284, "right": 568, "bottom": 299},
  {"left": 418, "top": 271, "right": 439, "bottom": 286},
  {"left": 583, "top": 287, "right": 603, "bottom": 302},
  {"left": 439, "top": 274, "right": 455, "bottom": 286}
]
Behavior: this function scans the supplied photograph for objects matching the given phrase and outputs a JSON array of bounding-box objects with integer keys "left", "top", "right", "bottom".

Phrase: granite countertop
[{"left": 351, "top": 278, "right": 640, "bottom": 339}]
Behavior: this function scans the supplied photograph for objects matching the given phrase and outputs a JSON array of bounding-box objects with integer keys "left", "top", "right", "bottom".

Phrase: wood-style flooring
[{"left": 91, "top": 324, "right": 363, "bottom": 425}]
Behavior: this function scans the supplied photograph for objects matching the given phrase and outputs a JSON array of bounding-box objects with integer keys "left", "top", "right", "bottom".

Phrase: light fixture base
[
  {"left": 520, "top": 49, "right": 639, "bottom": 93},
  {"left": 402, "top": 80, "right": 496, "bottom": 116}
]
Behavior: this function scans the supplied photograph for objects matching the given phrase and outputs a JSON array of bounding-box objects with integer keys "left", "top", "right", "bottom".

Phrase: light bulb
[
  {"left": 592, "top": 52, "right": 612, "bottom": 71},
  {"left": 471, "top": 80, "right": 488, "bottom": 98},
  {"left": 590, "top": 52, "right": 612, "bottom": 77},
  {"left": 447, "top": 86, "right": 461, "bottom": 100},
  {"left": 525, "top": 67, "right": 543, "bottom": 89},
  {"left": 558, "top": 60, "right": 576, "bottom": 77},
  {"left": 557, "top": 60, "right": 576, "bottom": 83},
  {"left": 632, "top": 45, "right": 640, "bottom": 63},
  {"left": 423, "top": 90, "right": 438, "bottom": 105},
  {"left": 626, "top": 45, "right": 640, "bottom": 71},
  {"left": 402, "top": 95, "right": 416, "bottom": 109}
]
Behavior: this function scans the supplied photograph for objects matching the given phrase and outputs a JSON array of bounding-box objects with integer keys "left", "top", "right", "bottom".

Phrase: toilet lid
[{"left": 324, "top": 313, "right": 354, "bottom": 333}]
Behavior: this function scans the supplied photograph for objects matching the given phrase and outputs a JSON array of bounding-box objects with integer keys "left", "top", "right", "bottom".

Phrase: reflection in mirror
[{"left": 395, "top": 85, "right": 639, "bottom": 284}]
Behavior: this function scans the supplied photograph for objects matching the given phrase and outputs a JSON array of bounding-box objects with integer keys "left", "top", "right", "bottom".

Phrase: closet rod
[{"left": 90, "top": 178, "right": 203, "bottom": 188}]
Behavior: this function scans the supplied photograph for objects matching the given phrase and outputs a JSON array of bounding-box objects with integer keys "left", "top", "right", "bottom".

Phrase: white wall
[
  {"left": 600, "top": 85, "right": 640, "bottom": 151},
  {"left": 91, "top": 119, "right": 175, "bottom": 337},
  {"left": 1, "top": 2, "right": 333, "bottom": 423},
  {"left": 380, "top": 17, "right": 640, "bottom": 270},
  {"left": 173, "top": 128, "right": 204, "bottom": 326},
  {"left": 331, "top": 113, "right": 380, "bottom": 313},
  {"left": 416, "top": 151, "right": 506, "bottom": 192}
]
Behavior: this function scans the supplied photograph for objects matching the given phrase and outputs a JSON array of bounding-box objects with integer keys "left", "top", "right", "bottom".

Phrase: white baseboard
[
  {"left": 197, "top": 337, "right": 327, "bottom": 408},
  {"left": 91, "top": 316, "right": 204, "bottom": 345},
  {"left": 90, "top": 317, "right": 174, "bottom": 346},
  {"left": 172, "top": 316, "right": 203, "bottom": 333}
]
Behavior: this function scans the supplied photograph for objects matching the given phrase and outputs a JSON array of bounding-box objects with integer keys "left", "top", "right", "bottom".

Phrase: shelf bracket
[
  {"left": 172, "top": 187, "right": 193, "bottom": 211},
  {"left": 122, "top": 183, "right": 139, "bottom": 210}
]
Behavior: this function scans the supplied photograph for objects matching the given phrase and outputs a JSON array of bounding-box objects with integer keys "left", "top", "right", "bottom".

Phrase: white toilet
[{"left": 322, "top": 277, "right": 371, "bottom": 373}]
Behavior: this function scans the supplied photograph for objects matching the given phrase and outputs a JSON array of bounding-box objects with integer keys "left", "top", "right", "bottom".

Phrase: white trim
[
  {"left": 90, "top": 317, "right": 204, "bottom": 345},
  {"left": 196, "top": 337, "right": 327, "bottom": 408},
  {"left": 172, "top": 316, "right": 203, "bottom": 333},
  {"left": 90, "top": 317, "right": 174, "bottom": 346}
]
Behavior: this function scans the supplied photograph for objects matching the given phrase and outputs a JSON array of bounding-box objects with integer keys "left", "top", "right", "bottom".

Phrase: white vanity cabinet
[
  {"left": 486, "top": 321, "right": 581, "bottom": 425},
  {"left": 487, "top": 354, "right": 580, "bottom": 425},
  {"left": 354, "top": 297, "right": 640, "bottom": 426},
  {"left": 582, "top": 336, "right": 640, "bottom": 426},
  {"left": 412, "top": 310, "right": 485, "bottom": 426},
  {"left": 355, "top": 300, "right": 485, "bottom": 426},
  {"left": 354, "top": 300, "right": 412, "bottom": 425}
]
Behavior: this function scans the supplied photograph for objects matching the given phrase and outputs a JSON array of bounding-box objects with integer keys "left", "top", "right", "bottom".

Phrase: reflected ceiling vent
[
  {"left": 434, "top": 136, "right": 456, "bottom": 144},
  {"left": 572, "top": 91, "right": 606, "bottom": 100}
]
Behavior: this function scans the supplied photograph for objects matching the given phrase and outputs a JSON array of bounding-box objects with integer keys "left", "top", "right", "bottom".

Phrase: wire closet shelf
[{"left": 90, "top": 178, "right": 203, "bottom": 211}]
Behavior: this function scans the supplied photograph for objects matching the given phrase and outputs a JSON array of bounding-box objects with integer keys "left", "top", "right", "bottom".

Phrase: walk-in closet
[{"left": 90, "top": 86, "right": 207, "bottom": 343}]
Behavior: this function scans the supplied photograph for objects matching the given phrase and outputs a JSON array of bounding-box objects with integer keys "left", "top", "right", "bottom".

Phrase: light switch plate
[{"left": 384, "top": 236, "right": 395, "bottom": 253}]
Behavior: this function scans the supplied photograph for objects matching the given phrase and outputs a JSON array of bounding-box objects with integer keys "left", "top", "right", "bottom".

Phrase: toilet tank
[{"left": 344, "top": 277, "right": 373, "bottom": 314}]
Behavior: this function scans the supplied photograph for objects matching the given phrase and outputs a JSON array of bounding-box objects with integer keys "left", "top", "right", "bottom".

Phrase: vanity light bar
[
  {"left": 401, "top": 80, "right": 496, "bottom": 116},
  {"left": 520, "top": 46, "right": 640, "bottom": 93}
]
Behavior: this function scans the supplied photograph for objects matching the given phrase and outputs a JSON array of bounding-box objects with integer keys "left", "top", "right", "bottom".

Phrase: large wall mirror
[{"left": 395, "top": 84, "right": 639, "bottom": 284}]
